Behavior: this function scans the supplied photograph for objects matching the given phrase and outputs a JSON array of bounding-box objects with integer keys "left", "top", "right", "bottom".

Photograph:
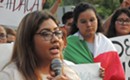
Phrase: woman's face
[
  {"left": 0, "top": 26, "right": 7, "bottom": 43},
  {"left": 115, "top": 13, "right": 130, "bottom": 36},
  {"left": 77, "top": 9, "right": 98, "bottom": 39},
  {"left": 34, "top": 18, "right": 64, "bottom": 62}
]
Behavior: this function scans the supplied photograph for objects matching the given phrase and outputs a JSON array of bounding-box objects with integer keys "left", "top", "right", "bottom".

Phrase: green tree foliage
[
  {"left": 98, "top": 0, "right": 120, "bottom": 19},
  {"left": 46, "top": 0, "right": 120, "bottom": 20},
  {"left": 43, "top": 0, "right": 57, "bottom": 9}
]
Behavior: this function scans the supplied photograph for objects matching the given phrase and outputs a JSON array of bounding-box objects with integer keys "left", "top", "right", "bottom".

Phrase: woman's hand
[
  {"left": 99, "top": 67, "right": 105, "bottom": 78},
  {"left": 42, "top": 0, "right": 46, "bottom": 5},
  {"left": 57, "top": 0, "right": 62, "bottom": 4},
  {"left": 47, "top": 71, "right": 69, "bottom": 80},
  {"left": 47, "top": 74, "right": 69, "bottom": 80}
]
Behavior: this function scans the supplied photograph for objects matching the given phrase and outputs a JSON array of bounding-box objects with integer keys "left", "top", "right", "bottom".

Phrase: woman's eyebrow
[
  {"left": 39, "top": 28, "right": 50, "bottom": 32},
  {"left": 39, "top": 27, "right": 59, "bottom": 32}
]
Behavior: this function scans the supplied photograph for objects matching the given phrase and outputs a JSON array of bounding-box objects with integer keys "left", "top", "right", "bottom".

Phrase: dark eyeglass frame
[
  {"left": 116, "top": 18, "right": 130, "bottom": 26},
  {"left": 0, "top": 33, "right": 7, "bottom": 39},
  {"left": 35, "top": 30, "right": 63, "bottom": 41}
]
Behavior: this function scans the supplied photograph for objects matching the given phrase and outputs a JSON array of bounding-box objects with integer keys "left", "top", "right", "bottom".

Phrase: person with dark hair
[
  {"left": 5, "top": 27, "right": 16, "bottom": 43},
  {"left": 62, "top": 11, "right": 73, "bottom": 36},
  {"left": 63, "top": 2, "right": 125, "bottom": 80},
  {"left": 0, "top": 25, "right": 7, "bottom": 43},
  {"left": 103, "top": 0, "right": 130, "bottom": 35},
  {"left": 0, "top": 10, "right": 80, "bottom": 80},
  {"left": 62, "top": 11, "right": 73, "bottom": 24},
  {"left": 106, "top": 8, "right": 130, "bottom": 38}
]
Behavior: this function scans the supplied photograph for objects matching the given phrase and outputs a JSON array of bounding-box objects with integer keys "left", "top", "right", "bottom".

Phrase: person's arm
[
  {"left": 102, "top": 14, "right": 113, "bottom": 35},
  {"left": 120, "top": 0, "right": 130, "bottom": 8},
  {"left": 50, "top": 0, "right": 62, "bottom": 14},
  {"left": 41, "top": 0, "right": 46, "bottom": 10}
]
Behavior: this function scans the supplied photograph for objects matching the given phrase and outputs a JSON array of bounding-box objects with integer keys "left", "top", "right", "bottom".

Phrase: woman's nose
[
  {"left": 51, "top": 34, "right": 59, "bottom": 43},
  {"left": 86, "top": 21, "right": 91, "bottom": 26}
]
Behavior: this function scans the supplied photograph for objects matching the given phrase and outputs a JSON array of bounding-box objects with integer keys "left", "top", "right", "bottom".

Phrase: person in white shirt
[{"left": 0, "top": 10, "right": 80, "bottom": 80}]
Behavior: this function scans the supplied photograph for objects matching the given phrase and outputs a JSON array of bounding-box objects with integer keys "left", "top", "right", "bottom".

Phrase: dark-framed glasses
[
  {"left": 116, "top": 18, "right": 130, "bottom": 26},
  {"left": 35, "top": 30, "right": 63, "bottom": 41}
]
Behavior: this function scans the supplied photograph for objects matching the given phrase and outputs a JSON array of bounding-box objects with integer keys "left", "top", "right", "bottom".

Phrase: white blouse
[{"left": 0, "top": 63, "right": 80, "bottom": 80}]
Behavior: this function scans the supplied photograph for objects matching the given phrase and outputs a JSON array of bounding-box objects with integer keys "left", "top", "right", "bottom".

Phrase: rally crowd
[{"left": 0, "top": 0, "right": 130, "bottom": 80}]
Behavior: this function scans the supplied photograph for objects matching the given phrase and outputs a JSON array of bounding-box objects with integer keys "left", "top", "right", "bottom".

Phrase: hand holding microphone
[
  {"left": 47, "top": 58, "right": 69, "bottom": 80},
  {"left": 51, "top": 58, "right": 63, "bottom": 76}
]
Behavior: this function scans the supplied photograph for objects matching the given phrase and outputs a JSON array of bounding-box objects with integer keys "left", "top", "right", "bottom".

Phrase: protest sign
[
  {"left": 0, "top": 43, "right": 14, "bottom": 70},
  {"left": 110, "top": 35, "right": 130, "bottom": 80},
  {"left": 0, "top": 0, "right": 42, "bottom": 26},
  {"left": 69, "top": 63, "right": 102, "bottom": 80}
]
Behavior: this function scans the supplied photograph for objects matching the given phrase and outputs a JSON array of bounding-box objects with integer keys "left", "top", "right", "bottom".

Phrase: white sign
[
  {"left": 69, "top": 63, "right": 102, "bottom": 80},
  {"left": 0, "top": 43, "right": 14, "bottom": 70},
  {"left": 110, "top": 35, "right": 130, "bottom": 80},
  {"left": 0, "top": 0, "right": 42, "bottom": 26}
]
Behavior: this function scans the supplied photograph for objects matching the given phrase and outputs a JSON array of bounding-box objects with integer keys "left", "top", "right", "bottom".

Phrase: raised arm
[{"left": 50, "top": 0, "right": 62, "bottom": 14}]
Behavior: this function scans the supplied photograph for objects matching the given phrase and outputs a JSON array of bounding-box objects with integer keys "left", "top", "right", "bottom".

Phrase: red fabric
[{"left": 94, "top": 51, "right": 125, "bottom": 80}]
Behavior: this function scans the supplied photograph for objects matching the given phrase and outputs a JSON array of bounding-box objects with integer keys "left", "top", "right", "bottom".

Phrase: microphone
[{"left": 51, "top": 58, "right": 63, "bottom": 76}]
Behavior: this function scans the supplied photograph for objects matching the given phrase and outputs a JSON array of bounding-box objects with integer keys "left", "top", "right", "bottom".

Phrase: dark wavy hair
[
  {"left": 70, "top": 2, "right": 103, "bottom": 35},
  {"left": 62, "top": 11, "right": 73, "bottom": 24},
  {"left": 106, "top": 8, "right": 130, "bottom": 38}
]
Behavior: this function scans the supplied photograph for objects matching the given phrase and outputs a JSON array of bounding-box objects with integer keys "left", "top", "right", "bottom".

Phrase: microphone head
[{"left": 51, "top": 58, "right": 63, "bottom": 76}]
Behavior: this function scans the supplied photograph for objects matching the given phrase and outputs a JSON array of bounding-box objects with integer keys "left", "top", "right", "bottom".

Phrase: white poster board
[
  {"left": 0, "top": 43, "right": 14, "bottom": 70},
  {"left": 110, "top": 35, "right": 130, "bottom": 80},
  {"left": 69, "top": 63, "right": 102, "bottom": 80},
  {"left": 0, "top": 0, "right": 42, "bottom": 26}
]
